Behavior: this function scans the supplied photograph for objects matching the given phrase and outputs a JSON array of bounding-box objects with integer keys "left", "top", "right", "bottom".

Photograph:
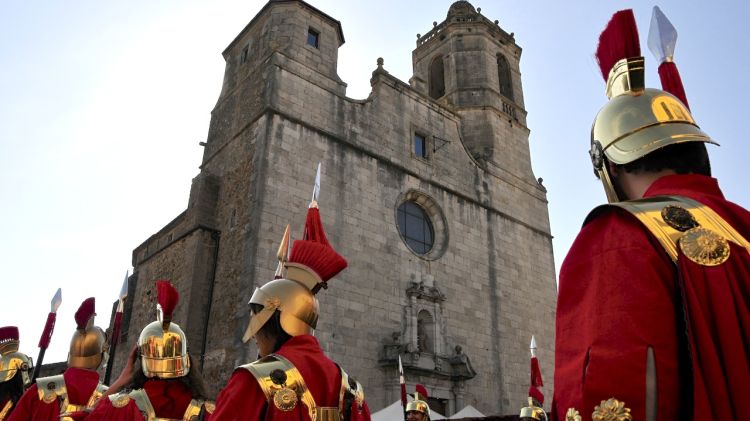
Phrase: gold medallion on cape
[
  {"left": 111, "top": 393, "right": 131, "bottom": 408},
  {"left": 565, "top": 408, "right": 582, "bottom": 421},
  {"left": 273, "top": 387, "right": 298, "bottom": 411},
  {"left": 679, "top": 227, "right": 730, "bottom": 266},
  {"left": 592, "top": 398, "right": 632, "bottom": 421}
]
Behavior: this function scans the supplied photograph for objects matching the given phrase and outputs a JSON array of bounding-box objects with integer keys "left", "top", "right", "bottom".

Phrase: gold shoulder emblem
[
  {"left": 661, "top": 205, "right": 698, "bottom": 231},
  {"left": 565, "top": 408, "right": 582, "bottom": 421},
  {"left": 204, "top": 402, "right": 216, "bottom": 414},
  {"left": 110, "top": 393, "right": 131, "bottom": 408},
  {"left": 592, "top": 398, "right": 632, "bottom": 421},
  {"left": 273, "top": 387, "right": 298, "bottom": 411},
  {"left": 680, "top": 227, "right": 730, "bottom": 266}
]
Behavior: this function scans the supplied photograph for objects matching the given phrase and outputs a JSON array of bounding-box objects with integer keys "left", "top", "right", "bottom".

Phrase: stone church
[{"left": 111, "top": 0, "right": 557, "bottom": 416}]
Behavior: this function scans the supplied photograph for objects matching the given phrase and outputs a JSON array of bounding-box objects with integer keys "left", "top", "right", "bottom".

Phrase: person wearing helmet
[
  {"left": 552, "top": 9, "right": 750, "bottom": 421},
  {"left": 9, "top": 298, "right": 108, "bottom": 421},
  {"left": 0, "top": 327, "right": 33, "bottom": 420},
  {"left": 88, "top": 280, "right": 214, "bottom": 420},
  {"left": 406, "top": 394, "right": 430, "bottom": 421},
  {"left": 211, "top": 195, "right": 371, "bottom": 421}
]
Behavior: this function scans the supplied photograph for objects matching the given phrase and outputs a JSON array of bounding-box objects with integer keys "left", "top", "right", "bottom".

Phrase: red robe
[
  {"left": 7, "top": 367, "right": 101, "bottom": 421},
  {"left": 552, "top": 174, "right": 750, "bottom": 420},
  {"left": 87, "top": 379, "right": 195, "bottom": 420},
  {"left": 211, "top": 334, "right": 371, "bottom": 420}
]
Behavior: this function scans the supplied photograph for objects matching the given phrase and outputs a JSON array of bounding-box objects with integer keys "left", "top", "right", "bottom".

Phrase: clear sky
[{"left": 2, "top": 0, "right": 749, "bottom": 366}]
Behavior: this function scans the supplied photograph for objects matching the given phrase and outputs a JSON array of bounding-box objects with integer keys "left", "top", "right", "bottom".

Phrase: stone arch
[
  {"left": 497, "top": 53, "right": 513, "bottom": 101},
  {"left": 429, "top": 55, "right": 446, "bottom": 99}
]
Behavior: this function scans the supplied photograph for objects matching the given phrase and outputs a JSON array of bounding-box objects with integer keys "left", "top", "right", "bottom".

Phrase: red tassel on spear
[
  {"left": 32, "top": 288, "right": 62, "bottom": 382},
  {"left": 398, "top": 355, "right": 407, "bottom": 417},
  {"left": 648, "top": 6, "right": 690, "bottom": 108},
  {"left": 528, "top": 336, "right": 544, "bottom": 405},
  {"left": 104, "top": 271, "right": 129, "bottom": 384}
]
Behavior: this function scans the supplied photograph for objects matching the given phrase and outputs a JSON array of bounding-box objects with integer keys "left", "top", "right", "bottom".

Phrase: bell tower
[{"left": 411, "top": 1, "right": 534, "bottom": 183}]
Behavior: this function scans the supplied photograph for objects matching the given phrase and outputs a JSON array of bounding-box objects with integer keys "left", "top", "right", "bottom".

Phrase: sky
[{"left": 2, "top": 0, "right": 749, "bottom": 365}]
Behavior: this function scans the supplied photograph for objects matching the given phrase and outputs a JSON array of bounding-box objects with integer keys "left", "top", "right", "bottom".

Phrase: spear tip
[{"left": 51, "top": 288, "right": 62, "bottom": 312}]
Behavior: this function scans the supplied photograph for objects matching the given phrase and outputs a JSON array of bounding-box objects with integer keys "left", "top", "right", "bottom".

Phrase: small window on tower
[
  {"left": 414, "top": 133, "right": 428, "bottom": 158},
  {"left": 240, "top": 46, "right": 249, "bottom": 64},
  {"left": 307, "top": 28, "right": 319, "bottom": 48}
]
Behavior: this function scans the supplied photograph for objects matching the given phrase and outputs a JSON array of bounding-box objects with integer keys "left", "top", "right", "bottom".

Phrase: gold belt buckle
[{"left": 316, "top": 406, "right": 340, "bottom": 421}]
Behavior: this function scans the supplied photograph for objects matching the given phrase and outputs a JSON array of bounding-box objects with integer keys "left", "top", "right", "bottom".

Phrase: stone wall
[{"left": 115, "top": 0, "right": 557, "bottom": 416}]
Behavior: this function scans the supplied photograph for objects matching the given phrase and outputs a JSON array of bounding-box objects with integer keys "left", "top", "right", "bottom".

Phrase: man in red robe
[
  {"left": 211, "top": 189, "right": 370, "bottom": 420},
  {"left": 87, "top": 280, "right": 213, "bottom": 420},
  {"left": 552, "top": 10, "right": 750, "bottom": 421},
  {"left": 9, "top": 298, "right": 108, "bottom": 421},
  {"left": 0, "top": 327, "right": 32, "bottom": 421}
]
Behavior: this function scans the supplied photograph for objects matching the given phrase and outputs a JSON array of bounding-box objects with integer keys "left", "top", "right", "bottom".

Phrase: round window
[{"left": 397, "top": 201, "right": 435, "bottom": 255}]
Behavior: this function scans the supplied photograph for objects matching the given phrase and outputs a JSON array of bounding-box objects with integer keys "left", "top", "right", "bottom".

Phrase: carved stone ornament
[
  {"left": 679, "top": 227, "right": 731, "bottom": 266},
  {"left": 592, "top": 398, "right": 632, "bottom": 421}
]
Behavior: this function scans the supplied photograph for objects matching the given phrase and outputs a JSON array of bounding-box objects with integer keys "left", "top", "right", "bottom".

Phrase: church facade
[{"left": 112, "top": 0, "right": 557, "bottom": 415}]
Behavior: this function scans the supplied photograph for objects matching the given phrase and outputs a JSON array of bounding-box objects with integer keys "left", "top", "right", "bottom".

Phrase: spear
[
  {"left": 398, "top": 355, "right": 407, "bottom": 421},
  {"left": 310, "top": 162, "right": 321, "bottom": 208},
  {"left": 648, "top": 6, "right": 690, "bottom": 108},
  {"left": 32, "top": 288, "right": 62, "bottom": 382},
  {"left": 520, "top": 335, "right": 547, "bottom": 420},
  {"left": 104, "top": 271, "right": 129, "bottom": 384}
]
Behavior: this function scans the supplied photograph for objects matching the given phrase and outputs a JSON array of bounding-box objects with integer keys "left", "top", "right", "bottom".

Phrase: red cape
[
  {"left": 211, "top": 334, "right": 371, "bottom": 420},
  {"left": 7, "top": 367, "right": 100, "bottom": 421},
  {"left": 87, "top": 379, "right": 194, "bottom": 420},
  {"left": 552, "top": 174, "right": 750, "bottom": 420}
]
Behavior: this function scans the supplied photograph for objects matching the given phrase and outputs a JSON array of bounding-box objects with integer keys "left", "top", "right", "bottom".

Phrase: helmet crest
[
  {"left": 156, "top": 280, "right": 179, "bottom": 328},
  {"left": 74, "top": 297, "right": 96, "bottom": 331},
  {"left": 595, "top": 9, "right": 640, "bottom": 82}
]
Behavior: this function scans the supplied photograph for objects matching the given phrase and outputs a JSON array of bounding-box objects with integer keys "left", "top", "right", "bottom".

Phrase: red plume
[
  {"left": 0, "top": 326, "right": 19, "bottom": 342},
  {"left": 289, "top": 240, "right": 348, "bottom": 284},
  {"left": 288, "top": 205, "right": 347, "bottom": 289},
  {"left": 302, "top": 207, "right": 331, "bottom": 247},
  {"left": 595, "top": 9, "right": 641, "bottom": 81},
  {"left": 415, "top": 384, "right": 429, "bottom": 399},
  {"left": 156, "top": 280, "right": 179, "bottom": 322},
  {"left": 74, "top": 297, "right": 96, "bottom": 330}
]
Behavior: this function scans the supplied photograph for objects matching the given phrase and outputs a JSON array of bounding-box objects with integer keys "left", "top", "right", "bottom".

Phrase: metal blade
[
  {"left": 51, "top": 288, "right": 62, "bottom": 313},
  {"left": 530, "top": 335, "right": 537, "bottom": 358},
  {"left": 119, "top": 271, "right": 129, "bottom": 300},
  {"left": 310, "top": 162, "right": 321, "bottom": 207},
  {"left": 276, "top": 225, "right": 291, "bottom": 262},
  {"left": 648, "top": 6, "right": 678, "bottom": 63}
]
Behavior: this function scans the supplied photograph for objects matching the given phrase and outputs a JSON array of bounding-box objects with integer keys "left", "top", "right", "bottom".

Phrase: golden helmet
[
  {"left": 68, "top": 297, "right": 108, "bottom": 370},
  {"left": 243, "top": 205, "right": 347, "bottom": 342},
  {"left": 519, "top": 397, "right": 547, "bottom": 421},
  {"left": 0, "top": 326, "right": 33, "bottom": 387},
  {"left": 590, "top": 11, "right": 716, "bottom": 202},
  {"left": 406, "top": 393, "right": 431, "bottom": 419},
  {"left": 138, "top": 280, "right": 190, "bottom": 378}
]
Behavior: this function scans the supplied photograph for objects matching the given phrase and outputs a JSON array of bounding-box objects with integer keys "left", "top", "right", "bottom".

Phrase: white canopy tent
[
  {"left": 449, "top": 405, "right": 485, "bottom": 419},
  {"left": 371, "top": 400, "right": 446, "bottom": 421}
]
